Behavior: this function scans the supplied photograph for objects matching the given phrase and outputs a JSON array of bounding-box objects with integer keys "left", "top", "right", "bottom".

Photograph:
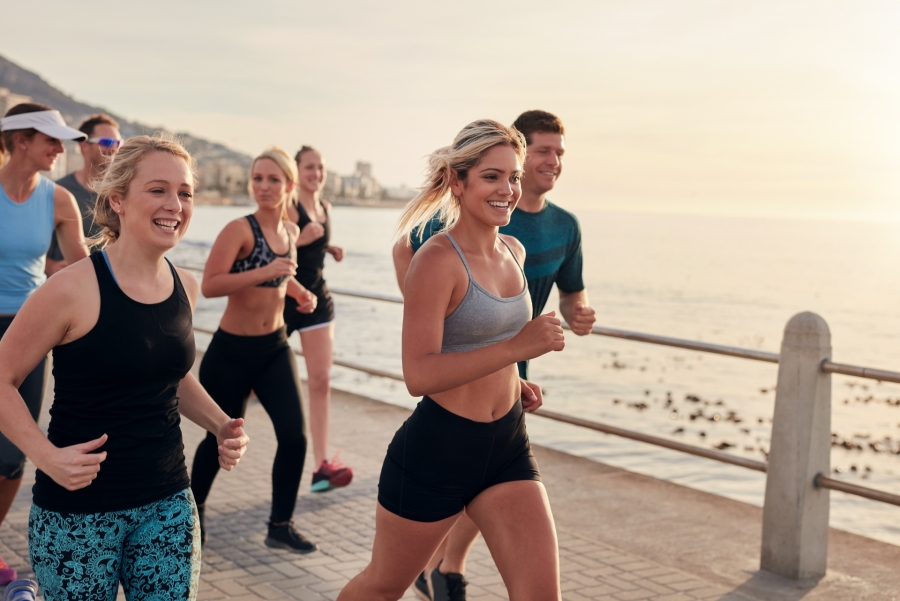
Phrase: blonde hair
[
  {"left": 92, "top": 134, "right": 195, "bottom": 247},
  {"left": 249, "top": 146, "right": 298, "bottom": 220},
  {"left": 395, "top": 119, "right": 526, "bottom": 244}
]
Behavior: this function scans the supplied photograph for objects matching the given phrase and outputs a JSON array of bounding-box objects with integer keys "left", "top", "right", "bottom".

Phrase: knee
[
  {"left": 307, "top": 370, "right": 330, "bottom": 392},
  {"left": 276, "top": 429, "right": 307, "bottom": 453},
  {"left": 356, "top": 568, "right": 409, "bottom": 601}
]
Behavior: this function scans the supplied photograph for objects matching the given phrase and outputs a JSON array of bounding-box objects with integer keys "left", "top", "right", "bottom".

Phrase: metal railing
[{"left": 183, "top": 264, "right": 900, "bottom": 578}]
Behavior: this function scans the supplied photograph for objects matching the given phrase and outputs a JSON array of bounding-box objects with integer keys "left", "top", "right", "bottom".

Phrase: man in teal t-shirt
[{"left": 392, "top": 110, "right": 596, "bottom": 600}]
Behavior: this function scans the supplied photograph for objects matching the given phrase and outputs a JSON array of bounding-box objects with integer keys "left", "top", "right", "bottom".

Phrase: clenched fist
[{"left": 511, "top": 311, "right": 565, "bottom": 361}]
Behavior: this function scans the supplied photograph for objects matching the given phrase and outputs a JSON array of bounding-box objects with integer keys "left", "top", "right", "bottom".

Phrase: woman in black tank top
[
  {"left": 190, "top": 146, "right": 320, "bottom": 554},
  {"left": 0, "top": 135, "right": 249, "bottom": 600},
  {"left": 283, "top": 146, "right": 352, "bottom": 495}
]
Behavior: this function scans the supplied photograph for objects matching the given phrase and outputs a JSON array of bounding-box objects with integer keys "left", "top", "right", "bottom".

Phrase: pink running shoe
[
  {"left": 310, "top": 454, "right": 353, "bottom": 493},
  {"left": 0, "top": 553, "right": 17, "bottom": 585}
]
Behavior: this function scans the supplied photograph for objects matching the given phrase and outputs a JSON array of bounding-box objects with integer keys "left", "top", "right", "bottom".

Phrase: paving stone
[{"left": 0, "top": 386, "right": 734, "bottom": 601}]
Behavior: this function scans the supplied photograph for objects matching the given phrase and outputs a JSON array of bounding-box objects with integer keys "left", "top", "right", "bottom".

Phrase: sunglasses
[{"left": 87, "top": 137, "right": 122, "bottom": 150}]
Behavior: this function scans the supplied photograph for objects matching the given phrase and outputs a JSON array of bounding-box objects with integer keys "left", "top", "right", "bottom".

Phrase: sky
[{"left": 3, "top": 0, "right": 899, "bottom": 221}]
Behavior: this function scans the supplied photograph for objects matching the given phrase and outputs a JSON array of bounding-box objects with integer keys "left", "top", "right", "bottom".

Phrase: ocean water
[{"left": 173, "top": 205, "right": 900, "bottom": 547}]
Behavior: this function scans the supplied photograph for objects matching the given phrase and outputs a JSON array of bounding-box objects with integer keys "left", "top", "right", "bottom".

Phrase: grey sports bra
[{"left": 441, "top": 233, "right": 532, "bottom": 354}]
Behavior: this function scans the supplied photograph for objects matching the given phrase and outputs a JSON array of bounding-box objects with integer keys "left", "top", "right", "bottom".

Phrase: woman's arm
[
  {"left": 53, "top": 185, "right": 89, "bottom": 263},
  {"left": 286, "top": 279, "right": 317, "bottom": 313},
  {"left": 0, "top": 266, "right": 107, "bottom": 490},
  {"left": 178, "top": 374, "right": 248, "bottom": 470},
  {"left": 201, "top": 219, "right": 297, "bottom": 298},
  {"left": 401, "top": 242, "right": 564, "bottom": 397}
]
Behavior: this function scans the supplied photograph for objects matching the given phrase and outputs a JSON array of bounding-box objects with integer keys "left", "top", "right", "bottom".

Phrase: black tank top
[
  {"left": 229, "top": 215, "right": 296, "bottom": 288},
  {"left": 294, "top": 201, "right": 330, "bottom": 289},
  {"left": 33, "top": 252, "right": 195, "bottom": 513}
]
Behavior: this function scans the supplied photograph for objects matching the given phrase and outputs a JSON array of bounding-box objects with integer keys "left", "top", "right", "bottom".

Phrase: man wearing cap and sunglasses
[
  {"left": 45, "top": 114, "right": 122, "bottom": 275},
  {"left": 0, "top": 102, "right": 89, "bottom": 585}
]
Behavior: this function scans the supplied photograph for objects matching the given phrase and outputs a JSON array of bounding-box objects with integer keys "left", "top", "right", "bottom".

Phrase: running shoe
[
  {"left": 0, "top": 554, "right": 16, "bottom": 586},
  {"left": 413, "top": 571, "right": 431, "bottom": 600},
  {"left": 310, "top": 454, "right": 353, "bottom": 493},
  {"left": 264, "top": 521, "right": 318, "bottom": 554},
  {"left": 1, "top": 578, "right": 38, "bottom": 601},
  {"left": 431, "top": 567, "right": 467, "bottom": 601}
]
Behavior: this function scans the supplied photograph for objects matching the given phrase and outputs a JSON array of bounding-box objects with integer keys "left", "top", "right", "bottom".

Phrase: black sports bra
[{"left": 229, "top": 215, "right": 296, "bottom": 288}]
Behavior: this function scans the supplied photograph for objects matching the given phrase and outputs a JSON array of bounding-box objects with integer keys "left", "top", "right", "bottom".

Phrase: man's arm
[
  {"left": 556, "top": 213, "right": 595, "bottom": 336},
  {"left": 559, "top": 289, "right": 595, "bottom": 336}
]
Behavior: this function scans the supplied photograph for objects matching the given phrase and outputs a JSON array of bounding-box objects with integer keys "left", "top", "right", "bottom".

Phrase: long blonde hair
[
  {"left": 249, "top": 146, "right": 298, "bottom": 220},
  {"left": 92, "top": 134, "right": 195, "bottom": 247},
  {"left": 395, "top": 120, "right": 525, "bottom": 244}
]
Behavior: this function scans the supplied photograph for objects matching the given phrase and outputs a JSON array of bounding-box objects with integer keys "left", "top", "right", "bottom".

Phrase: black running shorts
[
  {"left": 378, "top": 396, "right": 541, "bottom": 522},
  {"left": 284, "top": 284, "right": 335, "bottom": 334}
]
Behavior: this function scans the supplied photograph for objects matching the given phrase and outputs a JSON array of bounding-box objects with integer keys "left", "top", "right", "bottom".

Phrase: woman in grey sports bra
[{"left": 339, "top": 120, "right": 566, "bottom": 601}]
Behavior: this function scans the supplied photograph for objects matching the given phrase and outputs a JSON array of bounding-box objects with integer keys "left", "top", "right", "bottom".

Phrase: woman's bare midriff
[
  {"left": 218, "top": 286, "right": 287, "bottom": 336},
  {"left": 430, "top": 363, "right": 521, "bottom": 422}
]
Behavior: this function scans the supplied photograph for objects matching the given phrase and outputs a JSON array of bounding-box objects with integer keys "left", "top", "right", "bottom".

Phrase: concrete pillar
[{"left": 761, "top": 312, "right": 831, "bottom": 580}]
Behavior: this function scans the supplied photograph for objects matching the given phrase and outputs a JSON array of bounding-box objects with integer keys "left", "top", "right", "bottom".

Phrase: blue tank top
[{"left": 0, "top": 176, "right": 55, "bottom": 314}]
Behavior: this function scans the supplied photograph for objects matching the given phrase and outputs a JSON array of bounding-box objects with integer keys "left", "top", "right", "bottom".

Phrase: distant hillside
[{"left": 0, "top": 53, "right": 251, "bottom": 168}]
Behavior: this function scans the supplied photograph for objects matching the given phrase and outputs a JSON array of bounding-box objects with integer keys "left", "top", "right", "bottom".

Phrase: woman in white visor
[{"left": 0, "top": 102, "right": 89, "bottom": 583}]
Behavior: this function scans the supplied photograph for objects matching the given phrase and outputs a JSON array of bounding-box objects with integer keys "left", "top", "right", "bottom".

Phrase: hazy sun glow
[{"left": 5, "top": 0, "right": 899, "bottom": 221}]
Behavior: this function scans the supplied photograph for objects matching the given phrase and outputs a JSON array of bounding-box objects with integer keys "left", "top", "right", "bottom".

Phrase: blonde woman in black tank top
[
  {"left": 339, "top": 121, "right": 566, "bottom": 601},
  {"left": 284, "top": 146, "right": 353, "bottom": 494},
  {"left": 0, "top": 135, "right": 249, "bottom": 600}
]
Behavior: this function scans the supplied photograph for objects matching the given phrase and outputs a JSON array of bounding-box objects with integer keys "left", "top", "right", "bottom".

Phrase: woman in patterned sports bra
[{"left": 190, "top": 146, "right": 321, "bottom": 554}]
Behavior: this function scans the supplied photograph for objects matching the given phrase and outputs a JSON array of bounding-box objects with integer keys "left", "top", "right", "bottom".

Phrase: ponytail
[{"left": 394, "top": 119, "right": 526, "bottom": 245}]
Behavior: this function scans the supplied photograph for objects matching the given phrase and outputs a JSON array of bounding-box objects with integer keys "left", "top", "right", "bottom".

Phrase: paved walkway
[{"left": 1, "top": 380, "right": 898, "bottom": 600}]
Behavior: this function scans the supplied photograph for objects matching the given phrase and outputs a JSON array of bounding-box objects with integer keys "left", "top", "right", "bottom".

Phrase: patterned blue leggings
[{"left": 29, "top": 489, "right": 201, "bottom": 601}]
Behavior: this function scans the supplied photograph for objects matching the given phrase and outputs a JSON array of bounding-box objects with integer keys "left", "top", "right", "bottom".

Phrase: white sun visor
[{"left": 0, "top": 110, "right": 87, "bottom": 141}]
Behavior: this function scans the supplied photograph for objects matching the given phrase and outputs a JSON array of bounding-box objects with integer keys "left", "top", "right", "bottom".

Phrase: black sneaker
[
  {"left": 431, "top": 567, "right": 467, "bottom": 601},
  {"left": 413, "top": 572, "right": 431, "bottom": 601},
  {"left": 413, "top": 571, "right": 431, "bottom": 600},
  {"left": 264, "top": 521, "right": 318, "bottom": 554},
  {"left": 196, "top": 504, "right": 207, "bottom": 547}
]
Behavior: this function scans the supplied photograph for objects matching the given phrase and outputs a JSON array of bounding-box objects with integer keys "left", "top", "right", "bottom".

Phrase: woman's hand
[
  {"left": 520, "top": 379, "right": 543, "bottom": 413},
  {"left": 39, "top": 434, "right": 108, "bottom": 491},
  {"left": 296, "top": 222, "right": 326, "bottom": 246},
  {"left": 262, "top": 257, "right": 297, "bottom": 282},
  {"left": 216, "top": 418, "right": 249, "bottom": 471},
  {"left": 288, "top": 283, "right": 318, "bottom": 313},
  {"left": 510, "top": 311, "right": 566, "bottom": 361},
  {"left": 326, "top": 245, "right": 344, "bottom": 262}
]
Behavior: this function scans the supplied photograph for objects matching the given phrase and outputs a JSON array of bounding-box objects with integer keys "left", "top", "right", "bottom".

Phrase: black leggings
[
  {"left": 191, "top": 327, "right": 307, "bottom": 523},
  {"left": 0, "top": 315, "right": 46, "bottom": 479}
]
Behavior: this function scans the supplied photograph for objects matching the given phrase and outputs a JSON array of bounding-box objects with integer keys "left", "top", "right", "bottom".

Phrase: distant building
[{"left": 196, "top": 159, "right": 248, "bottom": 196}]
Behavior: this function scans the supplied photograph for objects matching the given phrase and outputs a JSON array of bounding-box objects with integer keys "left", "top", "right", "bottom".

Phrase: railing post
[{"left": 761, "top": 312, "right": 831, "bottom": 580}]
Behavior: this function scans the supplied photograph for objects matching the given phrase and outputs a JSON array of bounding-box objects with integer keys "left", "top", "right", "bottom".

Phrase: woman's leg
[
  {"left": 465, "top": 481, "right": 561, "bottom": 601},
  {"left": 29, "top": 503, "right": 125, "bottom": 601},
  {"left": 121, "top": 490, "right": 200, "bottom": 601},
  {"left": 298, "top": 323, "right": 333, "bottom": 467},
  {"left": 425, "top": 510, "right": 481, "bottom": 574},
  {"left": 0, "top": 356, "right": 46, "bottom": 525},
  {"left": 338, "top": 503, "right": 459, "bottom": 601},
  {"left": 252, "top": 344, "right": 307, "bottom": 524},
  {"left": 191, "top": 344, "right": 252, "bottom": 509}
]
